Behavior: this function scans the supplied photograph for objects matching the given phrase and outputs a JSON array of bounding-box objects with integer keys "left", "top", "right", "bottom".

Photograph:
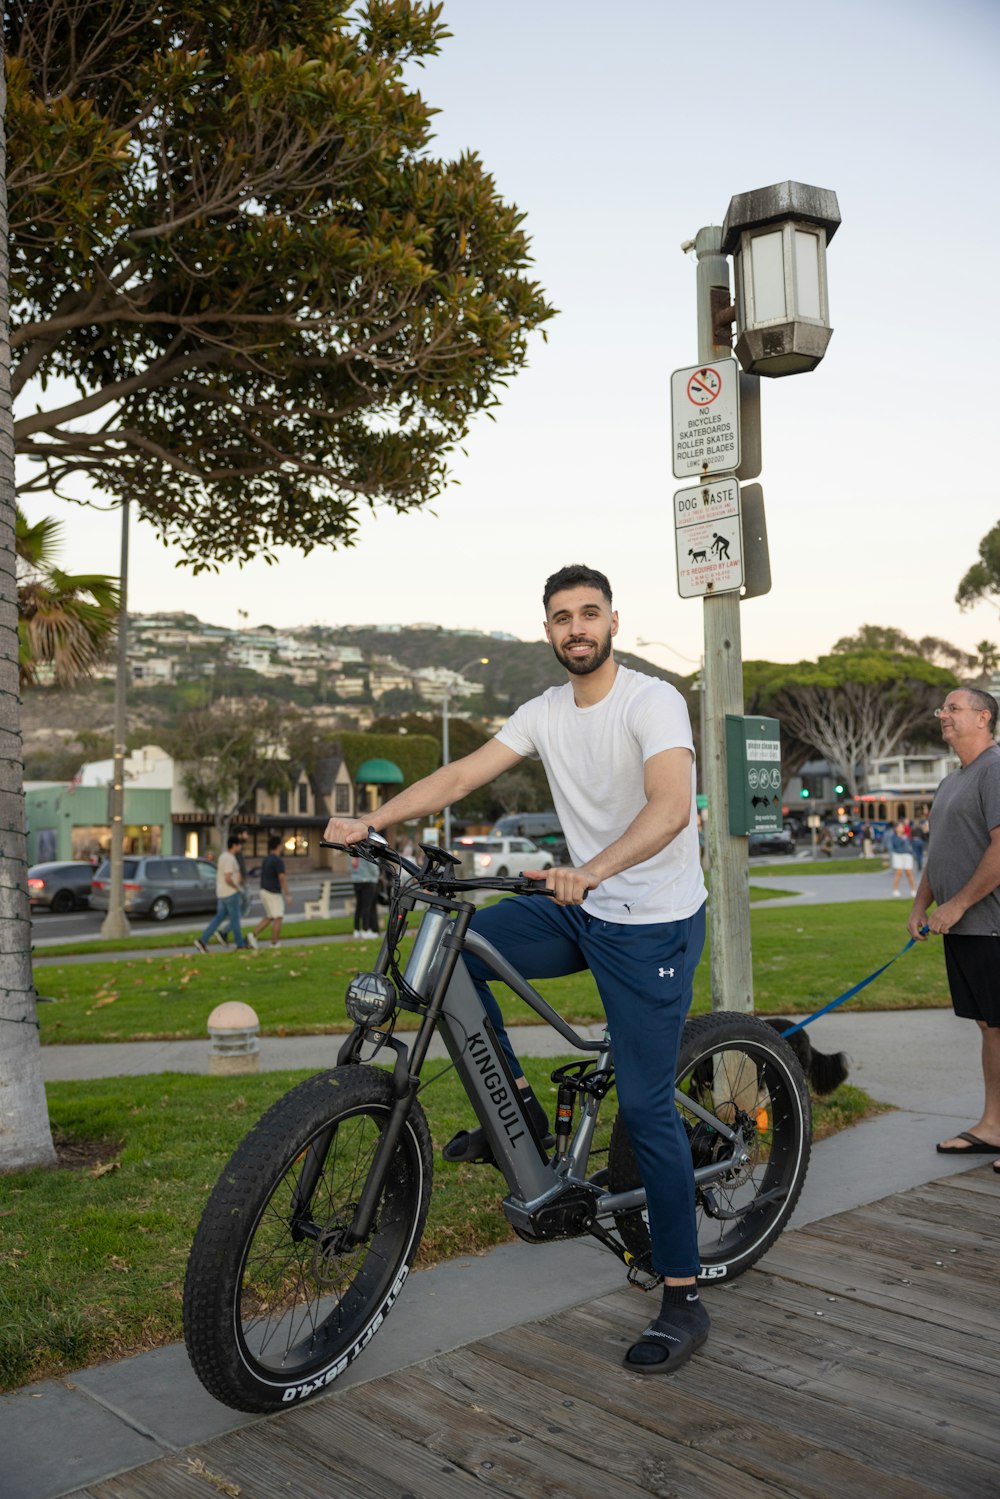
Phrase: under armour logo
[{"left": 658, "top": 967, "right": 675, "bottom": 978}]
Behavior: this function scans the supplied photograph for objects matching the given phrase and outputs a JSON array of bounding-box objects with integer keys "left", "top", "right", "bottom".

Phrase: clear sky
[{"left": 17, "top": 0, "right": 1000, "bottom": 675}]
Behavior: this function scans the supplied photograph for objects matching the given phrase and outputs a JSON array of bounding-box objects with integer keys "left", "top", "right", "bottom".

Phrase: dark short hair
[
  {"left": 268, "top": 834, "right": 282, "bottom": 851},
  {"left": 543, "top": 565, "right": 613, "bottom": 611},
  {"left": 962, "top": 686, "right": 999, "bottom": 735}
]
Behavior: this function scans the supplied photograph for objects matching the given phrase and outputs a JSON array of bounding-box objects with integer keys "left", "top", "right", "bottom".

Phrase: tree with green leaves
[
  {"left": 16, "top": 506, "right": 118, "bottom": 686},
  {"left": 831, "top": 624, "right": 976, "bottom": 675},
  {"left": 169, "top": 700, "right": 292, "bottom": 848},
  {"left": 6, "top": 0, "right": 555, "bottom": 569},
  {"left": 957, "top": 520, "right": 1000, "bottom": 616},
  {"left": 747, "top": 652, "right": 957, "bottom": 799}
]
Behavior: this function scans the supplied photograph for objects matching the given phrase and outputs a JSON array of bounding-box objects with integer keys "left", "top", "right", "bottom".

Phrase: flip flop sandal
[
  {"left": 936, "top": 1131, "right": 1000, "bottom": 1155},
  {"left": 623, "top": 1317, "right": 708, "bottom": 1376}
]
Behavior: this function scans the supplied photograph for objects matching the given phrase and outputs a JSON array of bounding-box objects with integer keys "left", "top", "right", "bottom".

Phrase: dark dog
[{"left": 764, "top": 1017, "right": 849, "bottom": 1096}]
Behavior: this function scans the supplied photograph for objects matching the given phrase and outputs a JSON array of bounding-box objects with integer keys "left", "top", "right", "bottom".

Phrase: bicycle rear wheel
[
  {"left": 183, "top": 1065, "right": 432, "bottom": 1412},
  {"left": 608, "top": 1012, "right": 811, "bottom": 1283}
]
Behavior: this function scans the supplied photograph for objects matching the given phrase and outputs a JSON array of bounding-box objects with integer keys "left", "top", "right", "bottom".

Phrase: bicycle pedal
[{"left": 625, "top": 1256, "right": 663, "bottom": 1292}]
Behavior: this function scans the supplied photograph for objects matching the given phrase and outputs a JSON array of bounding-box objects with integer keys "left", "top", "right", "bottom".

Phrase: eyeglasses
[{"left": 934, "top": 705, "right": 984, "bottom": 718}]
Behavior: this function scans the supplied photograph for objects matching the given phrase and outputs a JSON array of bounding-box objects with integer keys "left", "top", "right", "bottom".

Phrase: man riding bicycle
[{"left": 325, "top": 564, "right": 709, "bottom": 1375}]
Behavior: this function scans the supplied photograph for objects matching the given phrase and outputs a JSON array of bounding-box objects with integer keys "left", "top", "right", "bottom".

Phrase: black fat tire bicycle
[{"left": 184, "top": 837, "right": 812, "bottom": 1412}]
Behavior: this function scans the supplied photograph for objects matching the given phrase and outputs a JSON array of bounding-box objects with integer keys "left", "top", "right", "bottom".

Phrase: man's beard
[{"left": 551, "top": 630, "right": 613, "bottom": 676}]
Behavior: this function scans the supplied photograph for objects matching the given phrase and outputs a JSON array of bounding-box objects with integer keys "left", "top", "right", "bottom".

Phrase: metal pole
[
  {"left": 101, "top": 498, "right": 131, "bottom": 938},
  {"left": 695, "top": 226, "right": 752, "bottom": 1012},
  {"left": 441, "top": 687, "right": 451, "bottom": 849}
]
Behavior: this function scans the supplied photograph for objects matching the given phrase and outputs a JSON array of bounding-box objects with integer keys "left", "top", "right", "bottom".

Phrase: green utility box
[{"left": 725, "top": 715, "right": 783, "bottom": 835}]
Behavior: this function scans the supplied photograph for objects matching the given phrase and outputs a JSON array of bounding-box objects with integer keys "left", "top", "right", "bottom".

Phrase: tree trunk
[{"left": 0, "top": 56, "right": 56, "bottom": 1171}]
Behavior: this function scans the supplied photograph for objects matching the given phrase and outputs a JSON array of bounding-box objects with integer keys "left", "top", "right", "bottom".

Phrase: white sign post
[
  {"left": 670, "top": 357, "right": 741, "bottom": 478},
  {"left": 674, "top": 476, "right": 744, "bottom": 598}
]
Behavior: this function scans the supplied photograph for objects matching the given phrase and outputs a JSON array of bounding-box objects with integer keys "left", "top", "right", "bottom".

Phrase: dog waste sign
[
  {"left": 671, "top": 357, "right": 741, "bottom": 478},
  {"left": 674, "top": 477, "right": 744, "bottom": 598}
]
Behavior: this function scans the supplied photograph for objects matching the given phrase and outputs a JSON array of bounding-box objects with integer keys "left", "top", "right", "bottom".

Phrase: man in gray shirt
[{"left": 907, "top": 686, "right": 1000, "bottom": 1169}]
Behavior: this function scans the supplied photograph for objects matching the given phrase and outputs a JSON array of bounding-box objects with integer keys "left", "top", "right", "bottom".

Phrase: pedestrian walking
[
  {"left": 888, "top": 821, "right": 916, "bottom": 897},
  {"left": 215, "top": 829, "right": 253, "bottom": 945},
  {"left": 194, "top": 832, "right": 257, "bottom": 952},
  {"left": 252, "top": 834, "right": 291, "bottom": 947}
]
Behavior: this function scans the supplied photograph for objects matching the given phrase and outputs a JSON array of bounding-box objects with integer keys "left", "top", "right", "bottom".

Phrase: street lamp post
[
  {"left": 101, "top": 497, "right": 131, "bottom": 939},
  {"left": 692, "top": 226, "right": 753, "bottom": 1010},
  {"left": 441, "top": 657, "right": 488, "bottom": 850},
  {"left": 683, "top": 183, "right": 840, "bottom": 1013}
]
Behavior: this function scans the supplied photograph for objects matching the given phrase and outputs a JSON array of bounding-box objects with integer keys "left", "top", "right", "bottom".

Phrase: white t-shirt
[
  {"left": 216, "top": 850, "right": 240, "bottom": 899},
  {"left": 496, "top": 666, "right": 707, "bottom": 925}
]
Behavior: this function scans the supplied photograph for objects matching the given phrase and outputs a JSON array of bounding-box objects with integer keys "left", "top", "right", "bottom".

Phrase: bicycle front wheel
[
  {"left": 608, "top": 1012, "right": 812, "bottom": 1284},
  {"left": 183, "top": 1065, "right": 432, "bottom": 1412}
]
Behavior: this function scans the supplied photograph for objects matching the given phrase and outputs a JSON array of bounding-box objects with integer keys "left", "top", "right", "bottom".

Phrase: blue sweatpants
[{"left": 465, "top": 897, "right": 707, "bottom": 1278}]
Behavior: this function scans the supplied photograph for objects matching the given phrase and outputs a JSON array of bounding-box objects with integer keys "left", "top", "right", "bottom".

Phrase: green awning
[
  {"left": 696, "top": 794, "right": 708, "bottom": 810},
  {"left": 355, "top": 757, "right": 404, "bottom": 785}
]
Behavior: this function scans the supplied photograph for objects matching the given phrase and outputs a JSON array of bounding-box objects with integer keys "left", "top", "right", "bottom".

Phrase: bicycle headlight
[{"left": 345, "top": 972, "right": 397, "bottom": 1028}]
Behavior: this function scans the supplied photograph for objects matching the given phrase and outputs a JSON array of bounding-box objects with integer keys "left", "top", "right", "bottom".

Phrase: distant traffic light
[
  {"left": 834, "top": 783, "right": 845, "bottom": 796},
  {"left": 800, "top": 787, "right": 810, "bottom": 799}
]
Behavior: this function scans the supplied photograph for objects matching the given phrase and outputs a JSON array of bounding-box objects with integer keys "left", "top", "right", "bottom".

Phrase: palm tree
[
  {"left": 16, "top": 505, "right": 119, "bottom": 687},
  {"left": 0, "top": 52, "right": 57, "bottom": 1169}
]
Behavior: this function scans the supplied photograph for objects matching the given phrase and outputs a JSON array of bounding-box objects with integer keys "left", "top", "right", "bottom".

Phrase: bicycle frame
[{"left": 340, "top": 877, "right": 751, "bottom": 1256}]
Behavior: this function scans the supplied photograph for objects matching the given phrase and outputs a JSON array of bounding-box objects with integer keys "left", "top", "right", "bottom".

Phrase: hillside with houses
[
  {"left": 22, "top": 613, "right": 688, "bottom": 873},
  {"left": 21, "top": 612, "right": 686, "bottom": 777}
]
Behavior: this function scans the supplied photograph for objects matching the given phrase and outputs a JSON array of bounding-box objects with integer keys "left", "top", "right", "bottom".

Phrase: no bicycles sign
[{"left": 670, "top": 357, "right": 741, "bottom": 479}]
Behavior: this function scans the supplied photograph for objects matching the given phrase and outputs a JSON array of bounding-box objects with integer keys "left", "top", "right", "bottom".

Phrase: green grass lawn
[
  {"left": 33, "top": 900, "right": 949, "bottom": 1047},
  {"left": 0, "top": 1064, "right": 882, "bottom": 1392},
  {"left": 34, "top": 912, "right": 354, "bottom": 957},
  {"left": 750, "top": 856, "right": 886, "bottom": 877}
]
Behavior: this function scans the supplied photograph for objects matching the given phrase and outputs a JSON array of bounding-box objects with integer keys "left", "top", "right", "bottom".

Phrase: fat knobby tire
[
  {"left": 608, "top": 1011, "right": 812, "bottom": 1284},
  {"left": 183, "top": 1064, "right": 432, "bottom": 1412}
]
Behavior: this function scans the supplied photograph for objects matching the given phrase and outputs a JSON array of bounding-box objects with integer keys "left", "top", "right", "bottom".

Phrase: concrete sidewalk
[{"left": 4, "top": 1007, "right": 995, "bottom": 1499}]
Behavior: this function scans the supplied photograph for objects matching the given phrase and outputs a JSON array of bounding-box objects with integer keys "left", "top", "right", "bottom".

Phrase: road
[{"left": 30, "top": 872, "right": 333, "bottom": 944}]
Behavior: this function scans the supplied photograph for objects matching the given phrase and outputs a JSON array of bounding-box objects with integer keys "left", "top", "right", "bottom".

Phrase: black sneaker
[{"left": 193, "top": 939, "right": 208, "bottom": 954}]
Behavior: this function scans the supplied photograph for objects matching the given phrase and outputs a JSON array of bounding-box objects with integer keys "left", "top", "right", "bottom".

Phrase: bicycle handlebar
[{"left": 319, "top": 835, "right": 554, "bottom": 897}]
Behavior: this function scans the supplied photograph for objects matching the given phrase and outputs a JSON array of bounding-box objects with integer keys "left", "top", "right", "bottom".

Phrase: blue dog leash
[{"left": 780, "top": 925, "right": 930, "bottom": 1037}]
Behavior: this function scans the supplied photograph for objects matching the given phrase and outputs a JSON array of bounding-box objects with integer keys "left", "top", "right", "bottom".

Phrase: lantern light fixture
[{"left": 721, "top": 181, "right": 841, "bottom": 377}]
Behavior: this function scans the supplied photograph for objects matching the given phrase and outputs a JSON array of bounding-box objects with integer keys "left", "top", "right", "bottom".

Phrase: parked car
[
  {"left": 27, "top": 861, "right": 94, "bottom": 913},
  {"left": 452, "top": 836, "right": 554, "bottom": 877},
  {"left": 748, "top": 828, "right": 796, "bottom": 856},
  {"left": 89, "top": 855, "right": 219, "bottom": 922}
]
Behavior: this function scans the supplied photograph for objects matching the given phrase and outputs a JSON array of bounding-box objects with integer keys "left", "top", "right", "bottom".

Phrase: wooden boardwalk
[{"left": 70, "top": 1166, "right": 999, "bottom": 1499}]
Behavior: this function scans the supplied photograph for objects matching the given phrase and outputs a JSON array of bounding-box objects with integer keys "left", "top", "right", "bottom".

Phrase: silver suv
[{"left": 90, "top": 855, "right": 219, "bottom": 922}]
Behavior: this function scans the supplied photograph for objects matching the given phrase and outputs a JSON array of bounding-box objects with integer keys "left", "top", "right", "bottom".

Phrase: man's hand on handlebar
[
  {"left": 523, "top": 865, "right": 598, "bottom": 906},
  {"left": 323, "top": 816, "right": 371, "bottom": 845}
]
